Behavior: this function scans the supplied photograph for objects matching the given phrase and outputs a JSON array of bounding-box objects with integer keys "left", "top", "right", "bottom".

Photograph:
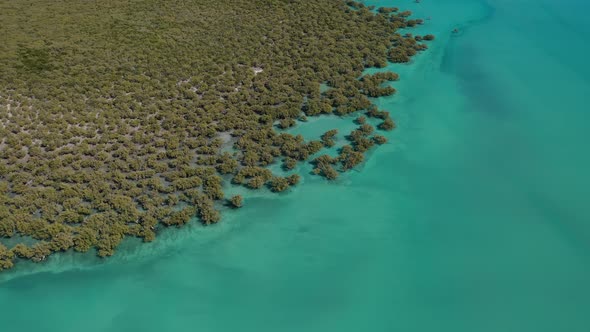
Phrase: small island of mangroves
[{"left": 0, "top": 0, "right": 433, "bottom": 271}]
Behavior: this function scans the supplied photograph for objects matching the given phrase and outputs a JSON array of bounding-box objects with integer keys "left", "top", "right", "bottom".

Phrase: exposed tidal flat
[{"left": 1, "top": 0, "right": 590, "bottom": 331}]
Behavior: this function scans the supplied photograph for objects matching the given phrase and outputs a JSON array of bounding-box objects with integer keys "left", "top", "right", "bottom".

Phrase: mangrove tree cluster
[{"left": 0, "top": 0, "right": 432, "bottom": 270}]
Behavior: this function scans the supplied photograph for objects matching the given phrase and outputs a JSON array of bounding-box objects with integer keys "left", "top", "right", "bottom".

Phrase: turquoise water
[{"left": 1, "top": 0, "right": 589, "bottom": 331}]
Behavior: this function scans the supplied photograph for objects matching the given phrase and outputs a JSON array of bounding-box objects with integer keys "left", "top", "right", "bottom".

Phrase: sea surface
[{"left": 1, "top": 0, "right": 589, "bottom": 331}]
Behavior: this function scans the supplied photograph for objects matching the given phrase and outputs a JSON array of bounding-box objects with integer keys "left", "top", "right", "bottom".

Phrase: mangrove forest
[{"left": 0, "top": 0, "right": 432, "bottom": 270}]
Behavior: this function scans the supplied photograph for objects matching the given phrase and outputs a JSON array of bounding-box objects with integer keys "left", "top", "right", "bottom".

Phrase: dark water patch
[
  {"left": 446, "top": 42, "right": 513, "bottom": 116},
  {"left": 524, "top": 188, "right": 590, "bottom": 260},
  {"left": 440, "top": 0, "right": 495, "bottom": 72}
]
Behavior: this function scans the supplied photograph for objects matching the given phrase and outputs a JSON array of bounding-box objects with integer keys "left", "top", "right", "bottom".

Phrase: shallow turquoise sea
[{"left": 1, "top": 0, "right": 589, "bottom": 331}]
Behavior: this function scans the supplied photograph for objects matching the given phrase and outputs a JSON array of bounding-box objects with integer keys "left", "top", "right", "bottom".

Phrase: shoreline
[
  {"left": 0, "top": 2, "right": 458, "bottom": 282},
  {"left": 0, "top": 0, "right": 437, "bottom": 272}
]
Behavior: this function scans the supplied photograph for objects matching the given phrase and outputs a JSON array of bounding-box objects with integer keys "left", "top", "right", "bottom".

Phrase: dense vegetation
[{"left": 0, "top": 0, "right": 432, "bottom": 270}]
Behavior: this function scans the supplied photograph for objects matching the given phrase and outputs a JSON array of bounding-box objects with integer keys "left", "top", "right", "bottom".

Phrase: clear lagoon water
[{"left": 1, "top": 0, "right": 589, "bottom": 331}]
